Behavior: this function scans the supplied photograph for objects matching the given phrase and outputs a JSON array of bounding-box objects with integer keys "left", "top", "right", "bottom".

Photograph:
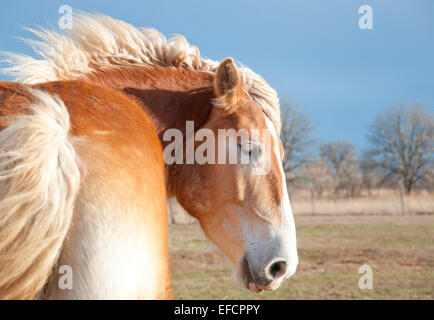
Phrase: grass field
[
  {"left": 168, "top": 215, "right": 434, "bottom": 299},
  {"left": 290, "top": 189, "right": 433, "bottom": 216}
]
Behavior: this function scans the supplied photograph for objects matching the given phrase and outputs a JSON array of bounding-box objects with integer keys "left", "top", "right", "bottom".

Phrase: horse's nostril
[{"left": 267, "top": 260, "right": 287, "bottom": 280}]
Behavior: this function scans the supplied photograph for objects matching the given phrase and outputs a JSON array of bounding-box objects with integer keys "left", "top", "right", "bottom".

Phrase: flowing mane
[{"left": 1, "top": 13, "right": 281, "bottom": 132}]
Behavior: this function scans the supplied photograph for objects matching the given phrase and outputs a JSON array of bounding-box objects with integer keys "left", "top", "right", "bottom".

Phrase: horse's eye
[
  {"left": 238, "top": 142, "right": 262, "bottom": 165},
  {"left": 245, "top": 144, "right": 253, "bottom": 155}
]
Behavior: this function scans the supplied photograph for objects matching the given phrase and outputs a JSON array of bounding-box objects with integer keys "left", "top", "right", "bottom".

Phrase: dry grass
[
  {"left": 168, "top": 190, "right": 434, "bottom": 223},
  {"left": 168, "top": 215, "right": 434, "bottom": 299},
  {"left": 290, "top": 189, "right": 433, "bottom": 216}
]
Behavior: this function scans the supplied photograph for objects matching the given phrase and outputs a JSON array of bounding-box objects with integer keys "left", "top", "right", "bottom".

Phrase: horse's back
[
  {"left": 0, "top": 80, "right": 171, "bottom": 299},
  {"left": 1, "top": 80, "right": 166, "bottom": 199}
]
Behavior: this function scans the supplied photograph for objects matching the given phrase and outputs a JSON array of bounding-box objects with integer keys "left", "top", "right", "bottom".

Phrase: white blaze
[{"left": 265, "top": 117, "right": 298, "bottom": 279}]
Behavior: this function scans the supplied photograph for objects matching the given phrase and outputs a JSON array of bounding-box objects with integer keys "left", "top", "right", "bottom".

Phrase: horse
[
  {"left": 0, "top": 13, "right": 298, "bottom": 299},
  {"left": 0, "top": 81, "right": 170, "bottom": 299}
]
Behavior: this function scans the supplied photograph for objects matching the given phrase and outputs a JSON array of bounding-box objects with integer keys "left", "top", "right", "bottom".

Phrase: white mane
[{"left": 1, "top": 13, "right": 281, "bottom": 132}]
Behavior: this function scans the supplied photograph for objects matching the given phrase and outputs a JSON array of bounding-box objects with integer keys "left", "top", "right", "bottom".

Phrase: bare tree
[
  {"left": 366, "top": 105, "right": 433, "bottom": 194},
  {"left": 303, "top": 157, "right": 334, "bottom": 197},
  {"left": 280, "top": 100, "right": 314, "bottom": 187},
  {"left": 360, "top": 151, "right": 380, "bottom": 196},
  {"left": 320, "top": 141, "right": 362, "bottom": 197},
  {"left": 301, "top": 157, "right": 334, "bottom": 214}
]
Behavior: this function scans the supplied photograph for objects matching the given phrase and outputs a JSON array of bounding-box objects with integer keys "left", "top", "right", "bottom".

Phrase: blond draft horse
[
  {"left": 0, "top": 14, "right": 298, "bottom": 299},
  {"left": 0, "top": 81, "right": 170, "bottom": 299}
]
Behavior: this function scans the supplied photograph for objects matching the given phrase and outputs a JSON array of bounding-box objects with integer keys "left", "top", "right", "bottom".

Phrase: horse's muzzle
[{"left": 239, "top": 256, "right": 296, "bottom": 293}]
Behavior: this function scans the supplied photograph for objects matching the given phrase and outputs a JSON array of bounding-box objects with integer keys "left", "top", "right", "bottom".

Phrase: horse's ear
[{"left": 214, "top": 57, "right": 243, "bottom": 113}]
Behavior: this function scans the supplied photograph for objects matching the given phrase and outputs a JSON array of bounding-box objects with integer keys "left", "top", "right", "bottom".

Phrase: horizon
[{"left": 0, "top": 1, "right": 433, "bottom": 155}]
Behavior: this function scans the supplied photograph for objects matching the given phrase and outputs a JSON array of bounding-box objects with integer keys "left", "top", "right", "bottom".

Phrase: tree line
[{"left": 280, "top": 101, "right": 433, "bottom": 196}]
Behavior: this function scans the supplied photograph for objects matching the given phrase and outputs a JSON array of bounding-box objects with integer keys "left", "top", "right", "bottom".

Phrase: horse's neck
[
  {"left": 84, "top": 66, "right": 215, "bottom": 143},
  {"left": 84, "top": 66, "right": 215, "bottom": 196}
]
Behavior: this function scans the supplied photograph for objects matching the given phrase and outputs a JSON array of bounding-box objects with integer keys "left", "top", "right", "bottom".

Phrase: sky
[{"left": 0, "top": 0, "right": 433, "bottom": 154}]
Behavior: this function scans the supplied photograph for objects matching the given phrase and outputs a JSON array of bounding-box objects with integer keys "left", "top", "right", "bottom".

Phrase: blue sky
[{"left": 1, "top": 0, "right": 433, "bottom": 153}]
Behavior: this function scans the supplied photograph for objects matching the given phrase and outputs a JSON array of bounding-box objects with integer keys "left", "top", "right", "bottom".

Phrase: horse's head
[{"left": 172, "top": 58, "right": 298, "bottom": 293}]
